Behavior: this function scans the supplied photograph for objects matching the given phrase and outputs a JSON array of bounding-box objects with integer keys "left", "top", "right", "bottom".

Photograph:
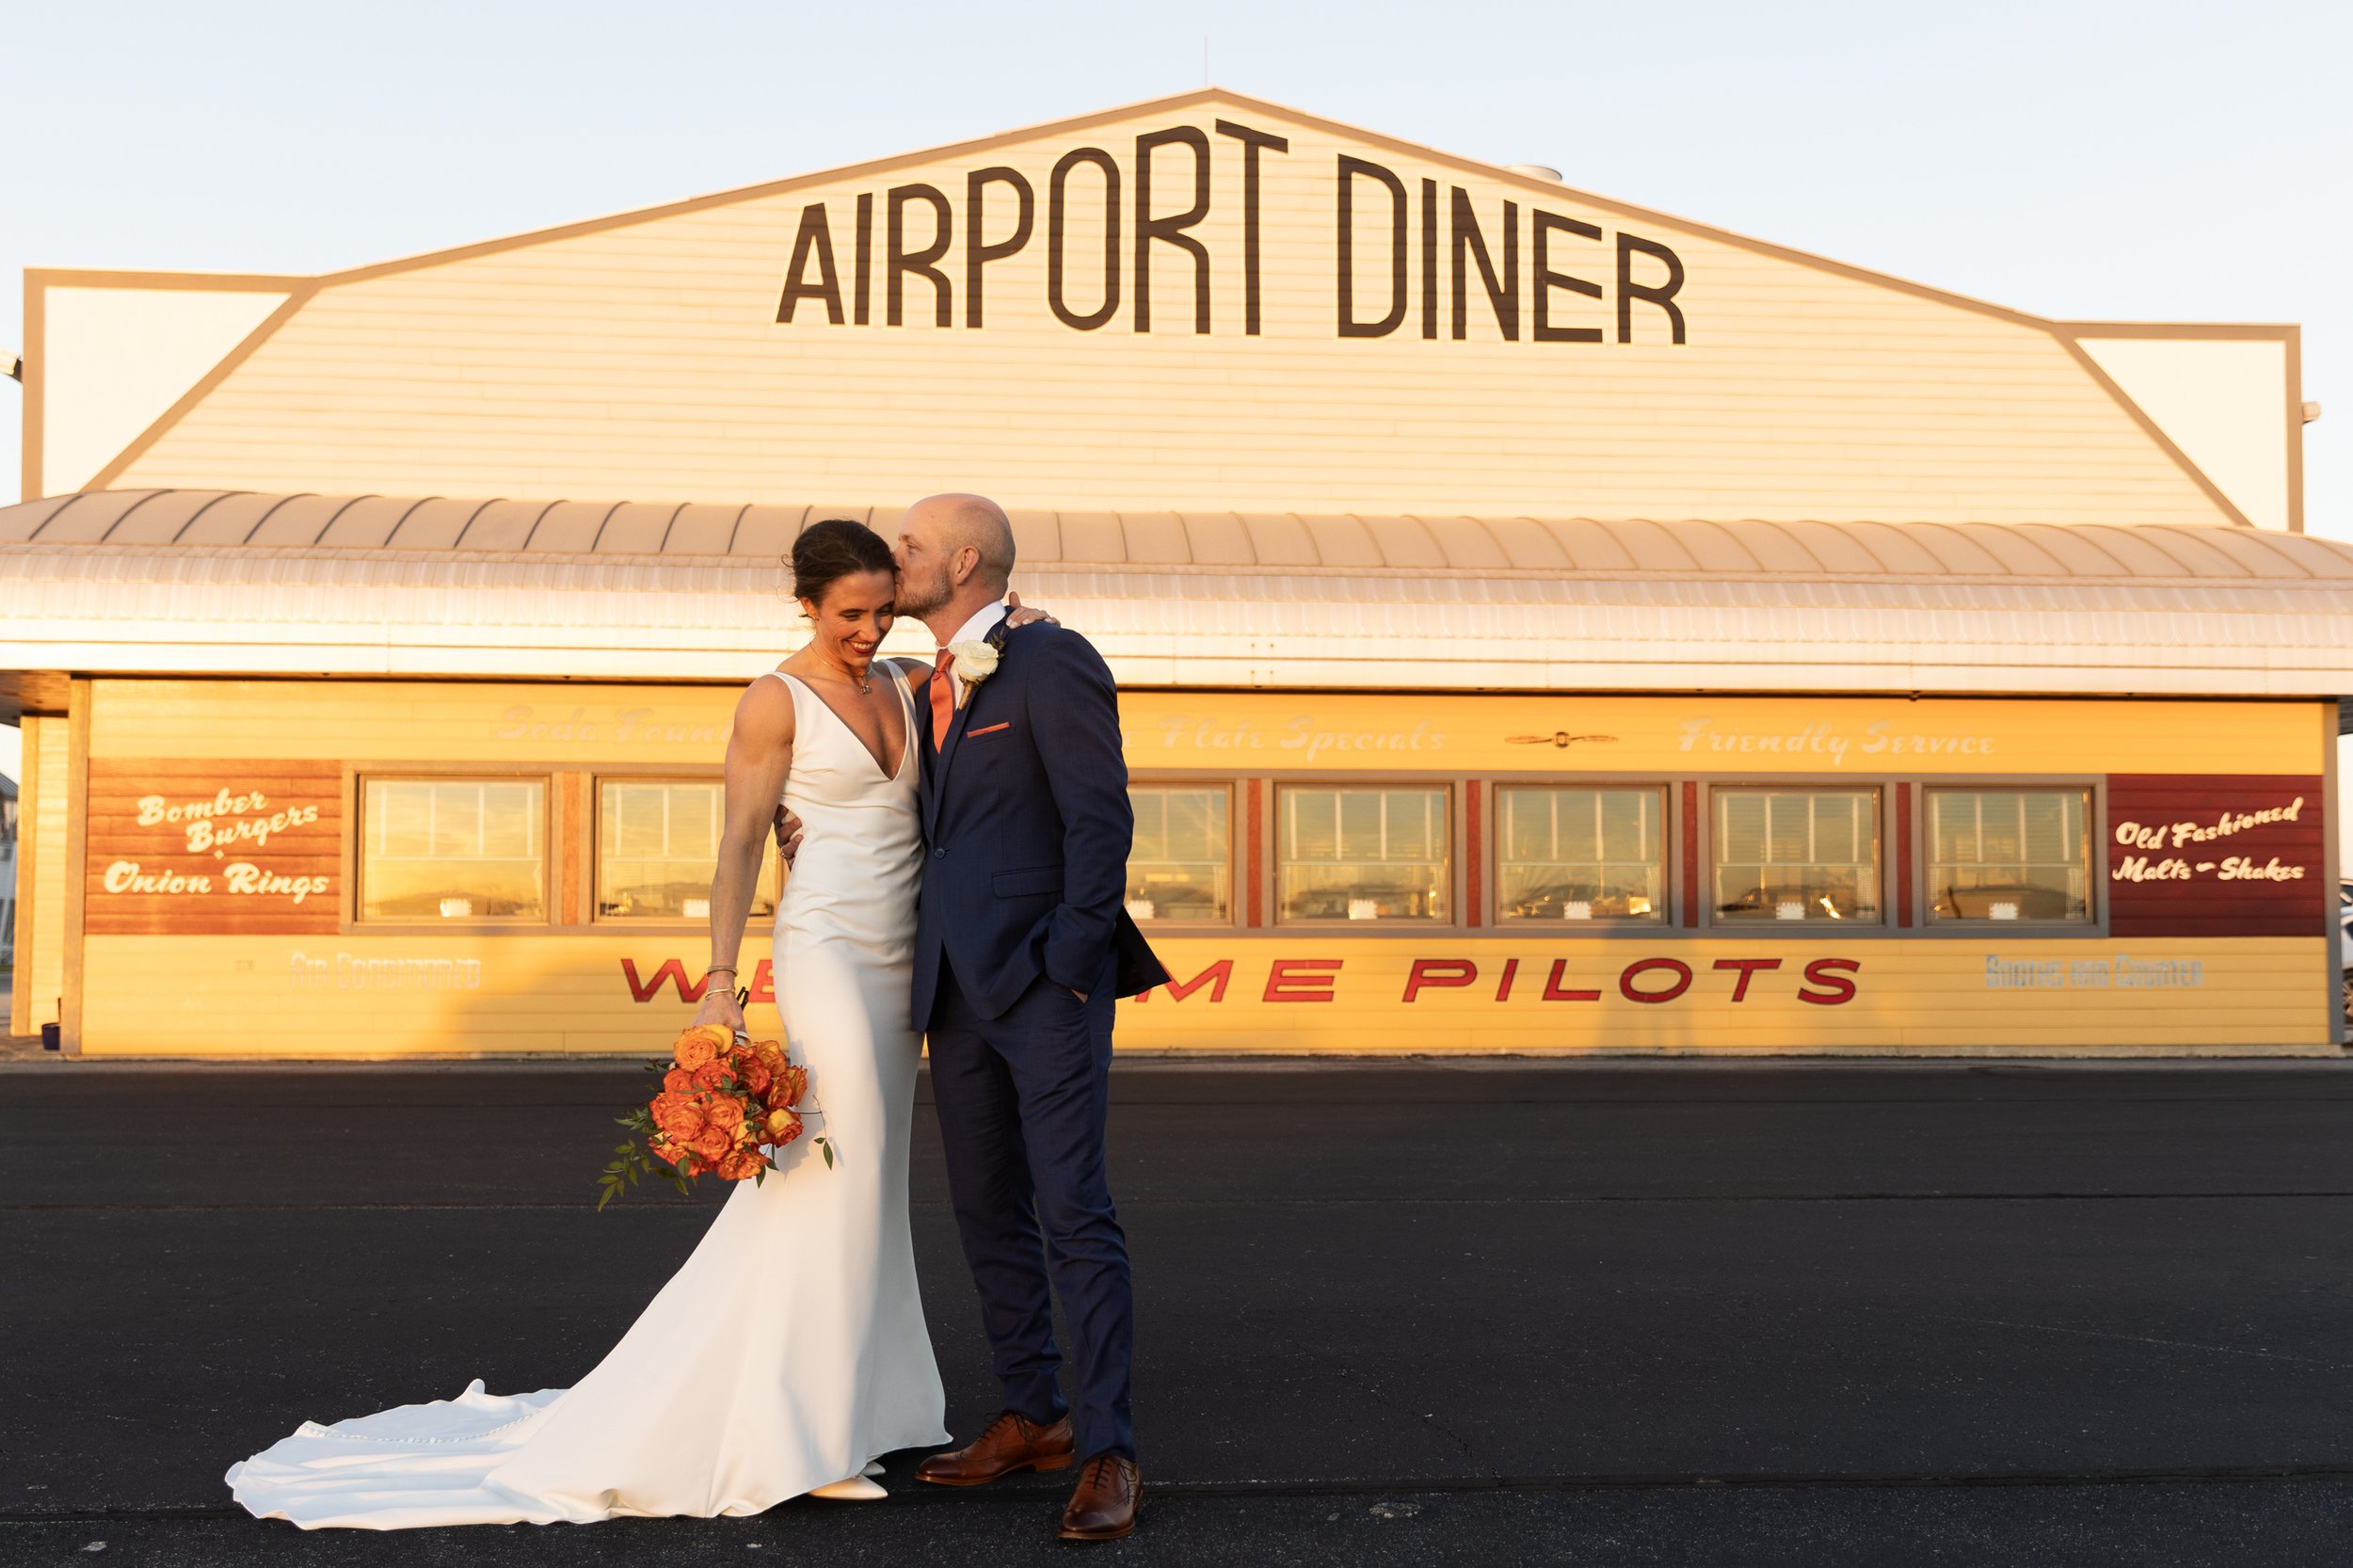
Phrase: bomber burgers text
[{"left": 774, "top": 119, "right": 1688, "bottom": 344}]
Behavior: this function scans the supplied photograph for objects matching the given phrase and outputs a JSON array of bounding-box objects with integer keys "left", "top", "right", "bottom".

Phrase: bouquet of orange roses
[{"left": 597, "top": 1023, "right": 832, "bottom": 1209}]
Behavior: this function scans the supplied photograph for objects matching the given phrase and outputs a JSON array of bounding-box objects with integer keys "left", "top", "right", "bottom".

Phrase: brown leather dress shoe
[
  {"left": 1058, "top": 1454, "right": 1142, "bottom": 1542},
  {"left": 914, "top": 1411, "right": 1076, "bottom": 1487}
]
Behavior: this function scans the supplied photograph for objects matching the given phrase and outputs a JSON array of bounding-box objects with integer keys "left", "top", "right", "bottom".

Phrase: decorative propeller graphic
[{"left": 1505, "top": 733, "right": 1620, "bottom": 748}]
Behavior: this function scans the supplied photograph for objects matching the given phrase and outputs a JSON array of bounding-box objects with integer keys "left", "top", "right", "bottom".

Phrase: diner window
[
  {"left": 1712, "top": 787, "right": 1881, "bottom": 924},
  {"left": 1496, "top": 786, "right": 1667, "bottom": 921},
  {"left": 1278, "top": 786, "right": 1449, "bottom": 922},
  {"left": 1927, "top": 787, "right": 2093, "bottom": 922},
  {"left": 360, "top": 777, "right": 546, "bottom": 920},
  {"left": 1126, "top": 785, "right": 1231, "bottom": 923},
  {"left": 599, "top": 779, "right": 778, "bottom": 921}
]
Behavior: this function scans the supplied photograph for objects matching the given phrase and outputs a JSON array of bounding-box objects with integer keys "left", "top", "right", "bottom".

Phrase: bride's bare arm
[{"left": 696, "top": 677, "right": 796, "bottom": 1034}]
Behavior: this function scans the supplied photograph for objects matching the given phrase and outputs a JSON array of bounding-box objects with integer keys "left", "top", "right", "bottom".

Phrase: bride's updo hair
[{"left": 792, "top": 519, "right": 895, "bottom": 605}]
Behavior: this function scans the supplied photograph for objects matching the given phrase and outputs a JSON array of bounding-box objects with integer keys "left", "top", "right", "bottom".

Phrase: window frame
[
  {"left": 1271, "top": 779, "right": 1457, "bottom": 929},
  {"left": 1697, "top": 779, "right": 1889, "bottom": 934},
  {"left": 350, "top": 769, "right": 554, "bottom": 931},
  {"left": 1487, "top": 779, "right": 1676, "bottom": 929},
  {"left": 1915, "top": 776, "right": 2105, "bottom": 933},
  {"left": 590, "top": 773, "right": 782, "bottom": 927},
  {"left": 1123, "top": 777, "right": 1241, "bottom": 930}
]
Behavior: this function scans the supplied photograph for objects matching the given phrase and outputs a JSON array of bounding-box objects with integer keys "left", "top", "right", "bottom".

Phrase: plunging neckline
[{"left": 772, "top": 668, "right": 911, "bottom": 782}]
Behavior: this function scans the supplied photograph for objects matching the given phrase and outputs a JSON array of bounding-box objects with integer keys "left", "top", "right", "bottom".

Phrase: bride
[{"left": 228, "top": 519, "right": 1048, "bottom": 1528}]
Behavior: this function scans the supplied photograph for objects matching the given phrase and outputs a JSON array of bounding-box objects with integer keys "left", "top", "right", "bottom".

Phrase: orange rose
[
  {"left": 740, "top": 1060, "right": 773, "bottom": 1096},
  {"left": 765, "top": 1108, "right": 804, "bottom": 1145},
  {"left": 674, "top": 1030, "right": 720, "bottom": 1072},
  {"left": 653, "top": 1096, "right": 706, "bottom": 1141},
  {"left": 706, "top": 1097, "right": 745, "bottom": 1131},
  {"left": 716, "top": 1150, "right": 766, "bottom": 1181},
  {"left": 691, "top": 1060, "right": 730, "bottom": 1092},
  {"left": 692, "top": 1128, "right": 732, "bottom": 1161},
  {"left": 779, "top": 1065, "right": 809, "bottom": 1107},
  {"left": 662, "top": 1067, "right": 694, "bottom": 1095},
  {"left": 753, "top": 1038, "right": 786, "bottom": 1070}
]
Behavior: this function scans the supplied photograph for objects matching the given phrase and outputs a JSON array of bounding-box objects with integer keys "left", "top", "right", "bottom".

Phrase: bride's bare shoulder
[{"left": 731, "top": 668, "right": 797, "bottom": 740}]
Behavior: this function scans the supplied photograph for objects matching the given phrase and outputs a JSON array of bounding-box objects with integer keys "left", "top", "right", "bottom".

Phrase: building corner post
[{"left": 58, "top": 679, "right": 89, "bottom": 1055}]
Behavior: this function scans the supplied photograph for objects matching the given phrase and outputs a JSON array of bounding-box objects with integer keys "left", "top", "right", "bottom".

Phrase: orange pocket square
[{"left": 968, "top": 722, "right": 1011, "bottom": 738}]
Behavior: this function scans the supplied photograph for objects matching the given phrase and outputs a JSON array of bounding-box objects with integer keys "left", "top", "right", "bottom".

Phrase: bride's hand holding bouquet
[
  {"left": 597, "top": 1022, "right": 832, "bottom": 1209},
  {"left": 692, "top": 968, "right": 747, "bottom": 1038}
]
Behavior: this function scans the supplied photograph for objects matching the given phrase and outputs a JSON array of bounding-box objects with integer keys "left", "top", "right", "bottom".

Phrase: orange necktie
[{"left": 930, "top": 648, "right": 956, "bottom": 749}]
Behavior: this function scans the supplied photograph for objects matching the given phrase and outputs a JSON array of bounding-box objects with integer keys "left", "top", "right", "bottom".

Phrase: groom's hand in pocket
[{"left": 773, "top": 806, "right": 805, "bottom": 867}]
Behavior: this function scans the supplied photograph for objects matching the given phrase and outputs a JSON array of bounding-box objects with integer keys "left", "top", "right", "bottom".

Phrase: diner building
[{"left": 4, "top": 89, "right": 2345, "bottom": 1057}]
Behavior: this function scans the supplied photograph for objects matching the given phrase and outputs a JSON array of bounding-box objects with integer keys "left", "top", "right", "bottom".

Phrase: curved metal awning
[{"left": 4, "top": 490, "right": 2350, "bottom": 696}]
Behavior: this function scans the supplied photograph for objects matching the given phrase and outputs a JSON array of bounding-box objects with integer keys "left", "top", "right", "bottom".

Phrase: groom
[{"left": 889, "top": 492, "right": 1167, "bottom": 1543}]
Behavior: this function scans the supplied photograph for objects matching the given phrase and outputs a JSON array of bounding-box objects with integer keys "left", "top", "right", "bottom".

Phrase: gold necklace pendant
[{"left": 821, "top": 651, "right": 871, "bottom": 694}]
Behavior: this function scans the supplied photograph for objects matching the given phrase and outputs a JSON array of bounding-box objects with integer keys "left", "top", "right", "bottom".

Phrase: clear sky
[{"left": 2, "top": 0, "right": 2347, "bottom": 791}]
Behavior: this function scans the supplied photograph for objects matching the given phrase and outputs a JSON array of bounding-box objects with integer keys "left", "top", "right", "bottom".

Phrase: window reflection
[
  {"left": 1712, "top": 788, "right": 1880, "bottom": 923},
  {"left": 599, "top": 779, "right": 777, "bottom": 920},
  {"left": 1278, "top": 787, "right": 1449, "bottom": 922},
  {"left": 1497, "top": 786, "right": 1666, "bottom": 921},
  {"left": 1126, "top": 786, "right": 1230, "bottom": 922},
  {"left": 361, "top": 777, "right": 545, "bottom": 920},
  {"left": 1928, "top": 788, "right": 2091, "bottom": 921}
]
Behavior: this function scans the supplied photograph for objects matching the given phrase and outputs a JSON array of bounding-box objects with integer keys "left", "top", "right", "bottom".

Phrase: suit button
[{"left": 933, "top": 847, "right": 946, "bottom": 859}]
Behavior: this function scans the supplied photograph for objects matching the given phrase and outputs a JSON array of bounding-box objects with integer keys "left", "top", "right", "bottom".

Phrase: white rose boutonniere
[{"left": 948, "top": 639, "right": 1000, "bottom": 706}]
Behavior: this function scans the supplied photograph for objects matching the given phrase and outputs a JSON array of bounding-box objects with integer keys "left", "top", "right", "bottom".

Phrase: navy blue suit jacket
[{"left": 912, "top": 621, "right": 1170, "bottom": 1026}]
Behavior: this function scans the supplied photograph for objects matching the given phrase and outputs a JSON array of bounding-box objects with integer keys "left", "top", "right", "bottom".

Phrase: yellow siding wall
[
  {"left": 108, "top": 99, "right": 2229, "bottom": 527},
  {"left": 70, "top": 680, "right": 2331, "bottom": 1057},
  {"left": 1118, "top": 937, "right": 2327, "bottom": 1054},
  {"left": 83, "top": 935, "right": 785, "bottom": 1058},
  {"left": 74, "top": 935, "right": 2327, "bottom": 1058},
  {"left": 92, "top": 681, "right": 2318, "bottom": 777}
]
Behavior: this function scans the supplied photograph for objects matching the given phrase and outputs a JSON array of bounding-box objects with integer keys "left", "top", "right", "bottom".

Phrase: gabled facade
[{"left": 23, "top": 90, "right": 2305, "bottom": 530}]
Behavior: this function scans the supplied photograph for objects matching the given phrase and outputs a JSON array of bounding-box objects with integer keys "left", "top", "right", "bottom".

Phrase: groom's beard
[{"left": 894, "top": 564, "right": 953, "bottom": 620}]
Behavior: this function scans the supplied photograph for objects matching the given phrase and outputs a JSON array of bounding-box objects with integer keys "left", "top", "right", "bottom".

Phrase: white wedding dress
[{"left": 227, "top": 665, "right": 949, "bottom": 1528}]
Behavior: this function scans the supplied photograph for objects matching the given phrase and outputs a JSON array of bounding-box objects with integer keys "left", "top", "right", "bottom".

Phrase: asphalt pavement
[{"left": 6, "top": 1058, "right": 2353, "bottom": 1566}]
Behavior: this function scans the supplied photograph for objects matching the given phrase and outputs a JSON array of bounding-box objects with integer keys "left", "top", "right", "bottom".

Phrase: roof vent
[{"left": 1506, "top": 164, "right": 1562, "bottom": 182}]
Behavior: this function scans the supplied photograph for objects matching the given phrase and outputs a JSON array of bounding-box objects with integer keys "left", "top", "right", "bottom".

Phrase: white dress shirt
[{"left": 940, "top": 600, "right": 1008, "bottom": 653}]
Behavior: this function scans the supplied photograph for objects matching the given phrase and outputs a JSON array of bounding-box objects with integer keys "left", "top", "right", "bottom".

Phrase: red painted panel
[
  {"left": 86, "top": 759, "right": 343, "bottom": 936},
  {"left": 1244, "top": 776, "right": 1264, "bottom": 928},
  {"left": 2105, "top": 774, "right": 2326, "bottom": 937},
  {"left": 1465, "top": 780, "right": 1483, "bottom": 928},
  {"left": 1680, "top": 781, "right": 1700, "bottom": 927},
  {"left": 1895, "top": 783, "right": 1913, "bottom": 929}
]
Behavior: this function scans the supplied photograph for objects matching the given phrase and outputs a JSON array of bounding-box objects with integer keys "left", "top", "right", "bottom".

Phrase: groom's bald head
[{"left": 905, "top": 493, "right": 1016, "bottom": 593}]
